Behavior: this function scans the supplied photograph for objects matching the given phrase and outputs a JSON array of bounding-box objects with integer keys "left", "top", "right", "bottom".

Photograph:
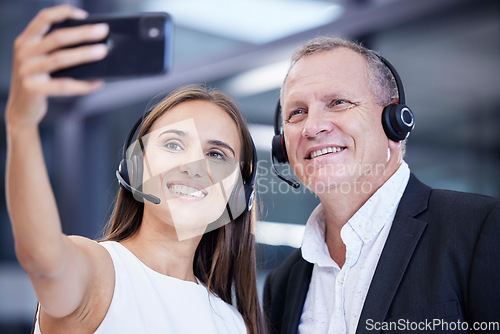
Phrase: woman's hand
[{"left": 6, "top": 4, "right": 109, "bottom": 131}]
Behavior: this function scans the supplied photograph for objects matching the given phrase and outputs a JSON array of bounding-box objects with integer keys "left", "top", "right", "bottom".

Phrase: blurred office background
[{"left": 0, "top": 0, "right": 498, "bottom": 332}]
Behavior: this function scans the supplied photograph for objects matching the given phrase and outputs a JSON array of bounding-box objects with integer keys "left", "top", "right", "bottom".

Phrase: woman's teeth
[{"left": 169, "top": 184, "right": 206, "bottom": 198}]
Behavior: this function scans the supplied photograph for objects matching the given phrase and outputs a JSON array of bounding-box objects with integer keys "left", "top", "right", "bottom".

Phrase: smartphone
[{"left": 49, "top": 12, "right": 173, "bottom": 79}]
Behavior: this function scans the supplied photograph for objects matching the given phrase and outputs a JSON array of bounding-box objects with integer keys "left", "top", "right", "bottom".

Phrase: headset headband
[{"left": 379, "top": 56, "right": 406, "bottom": 105}]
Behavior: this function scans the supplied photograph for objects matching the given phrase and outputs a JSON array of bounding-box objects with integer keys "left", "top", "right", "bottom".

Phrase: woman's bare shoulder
[{"left": 38, "top": 236, "right": 115, "bottom": 334}]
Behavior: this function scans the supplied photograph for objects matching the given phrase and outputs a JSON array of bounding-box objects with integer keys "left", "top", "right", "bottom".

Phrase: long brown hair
[{"left": 102, "top": 84, "right": 265, "bottom": 333}]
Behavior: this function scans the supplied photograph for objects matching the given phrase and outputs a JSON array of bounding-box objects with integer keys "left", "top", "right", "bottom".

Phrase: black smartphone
[{"left": 49, "top": 12, "right": 173, "bottom": 79}]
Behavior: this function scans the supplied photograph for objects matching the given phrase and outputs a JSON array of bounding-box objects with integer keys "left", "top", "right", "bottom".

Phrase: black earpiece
[
  {"left": 270, "top": 55, "right": 415, "bottom": 187},
  {"left": 116, "top": 113, "right": 161, "bottom": 204},
  {"left": 271, "top": 100, "right": 300, "bottom": 188},
  {"left": 271, "top": 100, "right": 289, "bottom": 164},
  {"left": 379, "top": 56, "right": 415, "bottom": 141},
  {"left": 116, "top": 110, "right": 257, "bottom": 216},
  {"left": 226, "top": 141, "right": 257, "bottom": 219}
]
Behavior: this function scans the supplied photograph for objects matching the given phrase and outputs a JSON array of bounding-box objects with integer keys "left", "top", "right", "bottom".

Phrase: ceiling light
[
  {"left": 226, "top": 59, "right": 290, "bottom": 96},
  {"left": 142, "top": 0, "right": 344, "bottom": 44}
]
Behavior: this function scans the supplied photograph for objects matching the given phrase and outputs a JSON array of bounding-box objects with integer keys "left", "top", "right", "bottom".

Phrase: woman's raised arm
[{"left": 5, "top": 5, "right": 111, "bottom": 319}]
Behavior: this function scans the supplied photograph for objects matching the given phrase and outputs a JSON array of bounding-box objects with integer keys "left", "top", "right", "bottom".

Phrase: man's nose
[{"left": 301, "top": 107, "right": 334, "bottom": 138}]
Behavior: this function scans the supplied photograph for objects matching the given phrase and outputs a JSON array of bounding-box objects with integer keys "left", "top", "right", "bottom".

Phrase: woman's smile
[{"left": 167, "top": 181, "right": 208, "bottom": 200}]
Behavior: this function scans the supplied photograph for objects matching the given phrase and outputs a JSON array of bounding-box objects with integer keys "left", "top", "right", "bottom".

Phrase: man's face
[{"left": 281, "top": 48, "right": 399, "bottom": 196}]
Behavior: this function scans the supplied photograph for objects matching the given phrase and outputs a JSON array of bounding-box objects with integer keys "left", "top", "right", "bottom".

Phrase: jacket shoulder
[
  {"left": 400, "top": 173, "right": 499, "bottom": 219},
  {"left": 427, "top": 188, "right": 500, "bottom": 220},
  {"left": 263, "top": 248, "right": 311, "bottom": 334},
  {"left": 266, "top": 249, "right": 303, "bottom": 286}
]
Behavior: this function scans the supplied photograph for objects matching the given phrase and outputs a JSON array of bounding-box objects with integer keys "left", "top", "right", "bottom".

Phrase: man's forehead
[
  {"left": 282, "top": 51, "right": 369, "bottom": 100},
  {"left": 293, "top": 49, "right": 366, "bottom": 75}
]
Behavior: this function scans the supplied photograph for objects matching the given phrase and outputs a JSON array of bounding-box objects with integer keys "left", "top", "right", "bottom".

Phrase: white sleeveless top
[{"left": 34, "top": 241, "right": 247, "bottom": 333}]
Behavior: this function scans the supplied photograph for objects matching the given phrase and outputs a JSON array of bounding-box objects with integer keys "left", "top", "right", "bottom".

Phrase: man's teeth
[
  {"left": 169, "top": 185, "right": 206, "bottom": 198},
  {"left": 309, "top": 147, "right": 345, "bottom": 159}
]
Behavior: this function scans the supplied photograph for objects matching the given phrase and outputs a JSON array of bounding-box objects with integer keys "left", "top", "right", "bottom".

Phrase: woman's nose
[{"left": 178, "top": 159, "right": 207, "bottom": 178}]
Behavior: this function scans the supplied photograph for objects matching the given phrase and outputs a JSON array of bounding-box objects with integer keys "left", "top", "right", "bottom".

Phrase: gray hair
[{"left": 283, "top": 37, "right": 398, "bottom": 107}]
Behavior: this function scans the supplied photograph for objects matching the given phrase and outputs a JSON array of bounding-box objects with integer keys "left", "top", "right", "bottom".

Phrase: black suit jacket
[{"left": 263, "top": 174, "right": 500, "bottom": 333}]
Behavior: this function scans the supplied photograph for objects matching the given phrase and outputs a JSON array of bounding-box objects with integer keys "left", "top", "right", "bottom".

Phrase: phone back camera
[
  {"left": 148, "top": 27, "right": 160, "bottom": 38},
  {"left": 140, "top": 16, "right": 165, "bottom": 40}
]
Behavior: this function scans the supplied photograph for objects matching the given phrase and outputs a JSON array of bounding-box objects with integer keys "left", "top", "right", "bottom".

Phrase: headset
[
  {"left": 271, "top": 55, "right": 415, "bottom": 188},
  {"left": 116, "top": 110, "right": 257, "bottom": 218},
  {"left": 378, "top": 56, "right": 415, "bottom": 142}
]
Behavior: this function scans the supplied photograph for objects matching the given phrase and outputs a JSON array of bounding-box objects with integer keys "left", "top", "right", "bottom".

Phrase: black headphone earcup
[
  {"left": 130, "top": 155, "right": 143, "bottom": 190},
  {"left": 227, "top": 177, "right": 247, "bottom": 220},
  {"left": 382, "top": 104, "right": 415, "bottom": 141},
  {"left": 272, "top": 134, "right": 288, "bottom": 163},
  {"left": 245, "top": 186, "right": 255, "bottom": 212},
  {"left": 118, "top": 159, "right": 131, "bottom": 185}
]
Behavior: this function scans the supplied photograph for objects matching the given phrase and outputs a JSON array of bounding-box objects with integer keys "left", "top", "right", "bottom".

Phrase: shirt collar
[
  {"left": 301, "top": 204, "right": 334, "bottom": 267},
  {"left": 301, "top": 161, "right": 410, "bottom": 266}
]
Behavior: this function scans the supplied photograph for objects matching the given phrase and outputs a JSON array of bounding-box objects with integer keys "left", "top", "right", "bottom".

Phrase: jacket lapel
[
  {"left": 357, "top": 174, "right": 431, "bottom": 333},
  {"left": 282, "top": 258, "right": 313, "bottom": 334}
]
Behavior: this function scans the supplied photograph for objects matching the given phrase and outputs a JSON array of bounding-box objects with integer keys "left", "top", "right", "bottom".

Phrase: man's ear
[
  {"left": 390, "top": 97, "right": 400, "bottom": 105},
  {"left": 388, "top": 138, "right": 402, "bottom": 151}
]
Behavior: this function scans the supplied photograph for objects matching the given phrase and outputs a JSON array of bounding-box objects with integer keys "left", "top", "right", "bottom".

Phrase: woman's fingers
[
  {"left": 24, "top": 76, "right": 104, "bottom": 96},
  {"left": 11, "top": 4, "right": 109, "bottom": 98},
  {"left": 27, "top": 23, "right": 109, "bottom": 59},
  {"left": 6, "top": 5, "right": 107, "bottom": 129},
  {"left": 20, "top": 43, "right": 108, "bottom": 77},
  {"left": 19, "top": 5, "right": 88, "bottom": 44},
  {"left": 15, "top": 5, "right": 109, "bottom": 70}
]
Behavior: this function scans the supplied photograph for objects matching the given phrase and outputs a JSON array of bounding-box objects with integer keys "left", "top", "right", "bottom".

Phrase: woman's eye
[
  {"left": 207, "top": 151, "right": 226, "bottom": 160},
  {"left": 164, "top": 141, "right": 183, "bottom": 151}
]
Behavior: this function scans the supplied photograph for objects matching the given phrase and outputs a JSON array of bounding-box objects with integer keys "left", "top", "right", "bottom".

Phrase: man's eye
[
  {"left": 329, "top": 100, "right": 352, "bottom": 108},
  {"left": 288, "top": 109, "right": 306, "bottom": 121}
]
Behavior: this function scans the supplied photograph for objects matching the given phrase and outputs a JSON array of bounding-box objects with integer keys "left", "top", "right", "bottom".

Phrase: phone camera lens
[
  {"left": 148, "top": 27, "right": 160, "bottom": 38},
  {"left": 139, "top": 16, "right": 164, "bottom": 40}
]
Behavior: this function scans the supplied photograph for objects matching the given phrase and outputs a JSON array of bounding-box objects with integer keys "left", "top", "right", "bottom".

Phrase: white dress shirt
[{"left": 298, "top": 162, "right": 410, "bottom": 334}]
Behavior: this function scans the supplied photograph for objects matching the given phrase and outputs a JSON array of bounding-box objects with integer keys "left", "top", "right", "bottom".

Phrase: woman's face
[{"left": 136, "top": 100, "right": 243, "bottom": 240}]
